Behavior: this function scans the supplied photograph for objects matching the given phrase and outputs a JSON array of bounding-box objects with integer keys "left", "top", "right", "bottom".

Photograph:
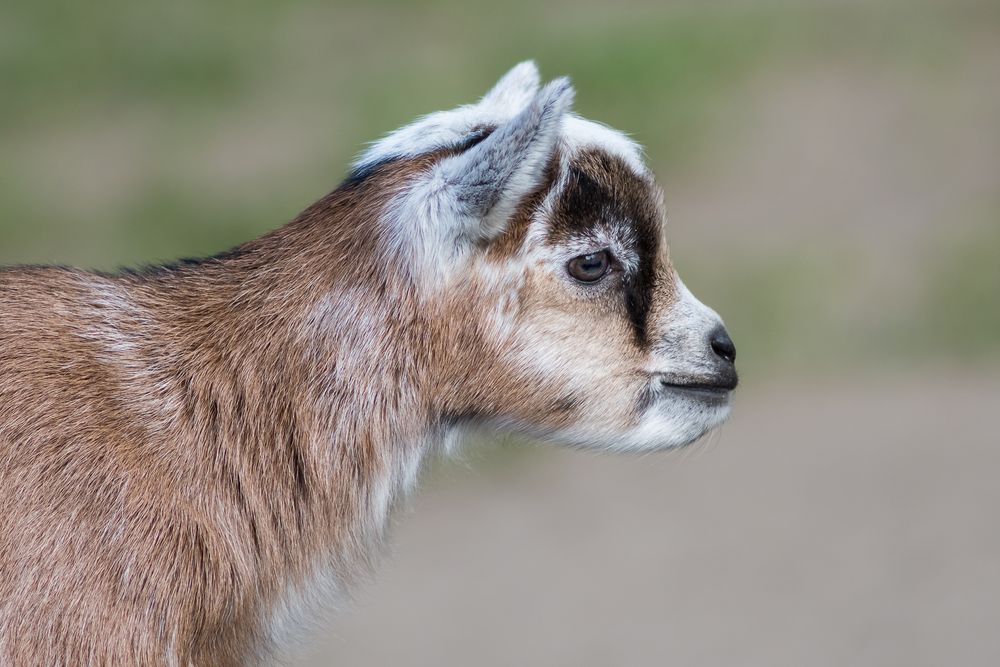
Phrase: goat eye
[{"left": 567, "top": 250, "right": 611, "bottom": 283}]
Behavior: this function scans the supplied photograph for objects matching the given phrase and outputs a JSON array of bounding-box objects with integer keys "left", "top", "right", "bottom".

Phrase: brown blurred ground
[{"left": 302, "top": 371, "right": 1000, "bottom": 666}]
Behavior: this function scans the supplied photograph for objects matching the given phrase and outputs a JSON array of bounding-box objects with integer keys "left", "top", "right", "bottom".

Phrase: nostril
[{"left": 709, "top": 326, "right": 736, "bottom": 364}]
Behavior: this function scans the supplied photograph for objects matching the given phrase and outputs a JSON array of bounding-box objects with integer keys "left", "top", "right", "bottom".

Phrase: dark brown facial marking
[{"left": 548, "top": 150, "right": 663, "bottom": 346}]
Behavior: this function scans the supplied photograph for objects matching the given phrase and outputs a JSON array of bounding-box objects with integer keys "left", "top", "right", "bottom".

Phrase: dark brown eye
[{"left": 567, "top": 250, "right": 611, "bottom": 283}]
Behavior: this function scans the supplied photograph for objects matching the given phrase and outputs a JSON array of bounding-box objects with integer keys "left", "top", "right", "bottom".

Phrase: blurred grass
[
  {"left": 918, "top": 217, "right": 1000, "bottom": 359},
  {"left": 1, "top": 0, "right": 998, "bottom": 377}
]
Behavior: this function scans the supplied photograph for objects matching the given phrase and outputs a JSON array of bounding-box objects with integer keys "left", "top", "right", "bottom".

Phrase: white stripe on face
[{"left": 645, "top": 273, "right": 726, "bottom": 379}]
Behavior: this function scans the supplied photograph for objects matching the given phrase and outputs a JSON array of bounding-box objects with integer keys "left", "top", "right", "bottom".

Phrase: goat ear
[
  {"left": 479, "top": 61, "right": 541, "bottom": 114},
  {"left": 440, "top": 77, "right": 574, "bottom": 241}
]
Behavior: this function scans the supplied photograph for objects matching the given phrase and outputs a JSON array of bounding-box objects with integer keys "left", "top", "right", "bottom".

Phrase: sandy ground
[{"left": 296, "top": 371, "right": 999, "bottom": 666}]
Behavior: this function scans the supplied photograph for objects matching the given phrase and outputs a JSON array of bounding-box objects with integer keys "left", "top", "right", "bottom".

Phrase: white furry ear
[
  {"left": 478, "top": 61, "right": 541, "bottom": 115},
  {"left": 439, "top": 77, "right": 574, "bottom": 241}
]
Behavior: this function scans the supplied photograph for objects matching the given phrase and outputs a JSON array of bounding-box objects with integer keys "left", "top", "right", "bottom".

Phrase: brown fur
[{"left": 0, "top": 155, "right": 502, "bottom": 664}]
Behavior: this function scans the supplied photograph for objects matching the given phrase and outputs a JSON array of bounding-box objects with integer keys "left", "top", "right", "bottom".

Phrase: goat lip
[{"left": 659, "top": 381, "right": 736, "bottom": 400}]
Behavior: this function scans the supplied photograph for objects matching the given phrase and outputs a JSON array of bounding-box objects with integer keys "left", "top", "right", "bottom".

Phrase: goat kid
[{"left": 0, "top": 62, "right": 737, "bottom": 665}]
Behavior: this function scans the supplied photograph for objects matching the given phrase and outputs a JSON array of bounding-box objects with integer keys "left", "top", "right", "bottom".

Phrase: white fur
[
  {"left": 262, "top": 558, "right": 344, "bottom": 665},
  {"left": 559, "top": 114, "right": 647, "bottom": 175},
  {"left": 647, "top": 274, "right": 726, "bottom": 377},
  {"left": 544, "top": 400, "right": 730, "bottom": 453}
]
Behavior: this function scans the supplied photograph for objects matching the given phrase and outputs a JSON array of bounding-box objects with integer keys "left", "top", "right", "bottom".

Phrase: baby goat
[{"left": 0, "top": 62, "right": 737, "bottom": 665}]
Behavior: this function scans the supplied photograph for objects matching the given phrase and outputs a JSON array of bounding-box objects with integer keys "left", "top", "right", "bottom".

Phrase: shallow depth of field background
[{"left": 3, "top": 0, "right": 998, "bottom": 664}]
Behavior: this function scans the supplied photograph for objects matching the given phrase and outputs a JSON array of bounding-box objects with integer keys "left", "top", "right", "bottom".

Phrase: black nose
[{"left": 709, "top": 325, "right": 736, "bottom": 364}]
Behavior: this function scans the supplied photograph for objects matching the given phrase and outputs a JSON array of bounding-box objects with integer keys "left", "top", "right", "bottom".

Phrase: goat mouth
[{"left": 659, "top": 381, "right": 736, "bottom": 401}]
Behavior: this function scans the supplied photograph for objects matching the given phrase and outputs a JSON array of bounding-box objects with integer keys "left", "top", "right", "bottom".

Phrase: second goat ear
[
  {"left": 438, "top": 77, "right": 575, "bottom": 242},
  {"left": 477, "top": 60, "right": 541, "bottom": 116}
]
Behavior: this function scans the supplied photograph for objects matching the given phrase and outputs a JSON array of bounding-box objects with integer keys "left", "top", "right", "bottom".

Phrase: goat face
[{"left": 355, "top": 62, "right": 737, "bottom": 452}]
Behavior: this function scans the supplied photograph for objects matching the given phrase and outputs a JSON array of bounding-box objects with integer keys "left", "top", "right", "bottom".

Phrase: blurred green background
[
  {"left": 3, "top": 0, "right": 998, "bottom": 379},
  {"left": 2, "top": 1, "right": 998, "bottom": 665}
]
